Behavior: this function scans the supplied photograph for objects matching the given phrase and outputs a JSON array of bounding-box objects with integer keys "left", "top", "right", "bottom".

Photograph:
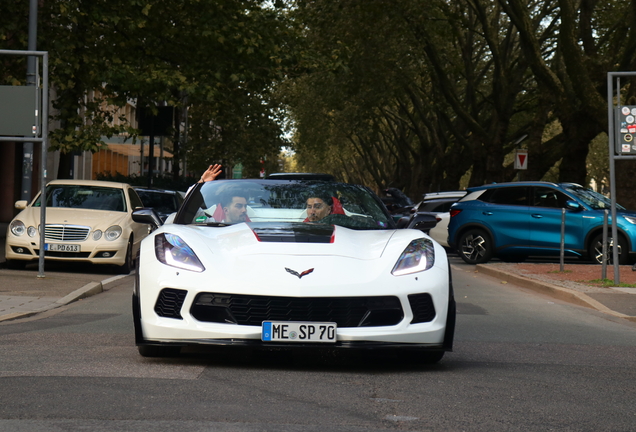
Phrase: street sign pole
[
  {"left": 0, "top": 49, "right": 49, "bottom": 278},
  {"left": 606, "top": 72, "right": 636, "bottom": 284}
]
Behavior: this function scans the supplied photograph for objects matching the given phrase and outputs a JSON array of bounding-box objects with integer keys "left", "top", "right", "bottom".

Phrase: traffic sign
[{"left": 514, "top": 149, "right": 528, "bottom": 170}]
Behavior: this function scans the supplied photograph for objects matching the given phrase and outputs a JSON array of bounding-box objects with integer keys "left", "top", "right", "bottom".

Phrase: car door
[
  {"left": 528, "top": 186, "right": 584, "bottom": 253},
  {"left": 478, "top": 186, "right": 532, "bottom": 250}
]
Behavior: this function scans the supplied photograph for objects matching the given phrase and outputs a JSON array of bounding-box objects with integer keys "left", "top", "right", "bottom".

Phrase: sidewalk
[
  {"left": 475, "top": 262, "right": 636, "bottom": 322},
  {"left": 1, "top": 221, "right": 636, "bottom": 323},
  {"left": 0, "top": 222, "right": 128, "bottom": 322}
]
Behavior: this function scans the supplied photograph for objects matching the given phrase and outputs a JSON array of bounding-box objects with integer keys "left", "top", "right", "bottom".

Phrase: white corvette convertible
[{"left": 132, "top": 179, "right": 455, "bottom": 362}]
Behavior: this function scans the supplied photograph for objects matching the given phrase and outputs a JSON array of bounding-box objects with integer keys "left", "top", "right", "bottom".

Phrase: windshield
[
  {"left": 176, "top": 180, "right": 393, "bottom": 230},
  {"left": 562, "top": 184, "right": 625, "bottom": 210},
  {"left": 136, "top": 190, "right": 181, "bottom": 214},
  {"left": 34, "top": 185, "right": 127, "bottom": 211}
]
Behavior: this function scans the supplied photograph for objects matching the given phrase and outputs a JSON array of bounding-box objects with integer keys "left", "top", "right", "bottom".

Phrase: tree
[
  {"left": 285, "top": 0, "right": 541, "bottom": 197},
  {"left": 36, "top": 0, "right": 294, "bottom": 179}
]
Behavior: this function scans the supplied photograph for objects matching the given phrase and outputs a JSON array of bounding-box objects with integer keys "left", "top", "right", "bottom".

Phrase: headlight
[
  {"left": 624, "top": 216, "right": 636, "bottom": 225},
  {"left": 27, "top": 226, "right": 38, "bottom": 237},
  {"left": 155, "top": 233, "right": 205, "bottom": 272},
  {"left": 392, "top": 238, "right": 435, "bottom": 276},
  {"left": 10, "top": 220, "right": 26, "bottom": 236},
  {"left": 92, "top": 230, "right": 103, "bottom": 240},
  {"left": 104, "top": 226, "right": 122, "bottom": 241}
]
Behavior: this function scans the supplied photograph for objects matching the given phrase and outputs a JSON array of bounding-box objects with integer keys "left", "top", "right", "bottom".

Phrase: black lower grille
[
  {"left": 190, "top": 293, "right": 404, "bottom": 328},
  {"left": 408, "top": 293, "right": 436, "bottom": 323},
  {"left": 155, "top": 288, "right": 188, "bottom": 319}
]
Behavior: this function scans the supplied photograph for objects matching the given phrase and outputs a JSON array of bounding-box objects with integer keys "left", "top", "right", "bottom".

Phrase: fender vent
[
  {"left": 408, "top": 293, "right": 436, "bottom": 323},
  {"left": 155, "top": 288, "right": 188, "bottom": 319}
]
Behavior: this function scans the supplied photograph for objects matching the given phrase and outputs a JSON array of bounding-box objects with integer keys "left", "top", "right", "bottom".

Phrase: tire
[
  {"left": 117, "top": 238, "right": 134, "bottom": 274},
  {"left": 403, "top": 349, "right": 445, "bottom": 364},
  {"left": 589, "top": 233, "right": 628, "bottom": 265},
  {"left": 138, "top": 344, "right": 181, "bottom": 358},
  {"left": 457, "top": 229, "right": 493, "bottom": 264}
]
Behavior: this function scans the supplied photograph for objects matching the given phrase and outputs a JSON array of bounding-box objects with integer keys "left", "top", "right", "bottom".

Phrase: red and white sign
[{"left": 515, "top": 149, "right": 528, "bottom": 170}]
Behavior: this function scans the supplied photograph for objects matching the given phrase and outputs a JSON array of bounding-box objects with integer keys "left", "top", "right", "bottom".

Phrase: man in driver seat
[{"left": 306, "top": 195, "right": 333, "bottom": 222}]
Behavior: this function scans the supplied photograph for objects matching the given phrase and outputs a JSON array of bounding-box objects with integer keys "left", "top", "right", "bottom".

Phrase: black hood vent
[{"left": 250, "top": 223, "right": 334, "bottom": 243}]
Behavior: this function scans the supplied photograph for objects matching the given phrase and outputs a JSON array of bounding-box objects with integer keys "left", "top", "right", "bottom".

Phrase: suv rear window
[{"left": 481, "top": 187, "right": 529, "bottom": 206}]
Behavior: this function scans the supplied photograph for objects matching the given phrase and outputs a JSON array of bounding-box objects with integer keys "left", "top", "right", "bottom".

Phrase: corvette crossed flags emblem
[{"left": 285, "top": 267, "right": 314, "bottom": 279}]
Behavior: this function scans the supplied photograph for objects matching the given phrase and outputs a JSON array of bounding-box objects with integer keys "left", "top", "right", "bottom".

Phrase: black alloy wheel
[
  {"left": 590, "top": 233, "right": 629, "bottom": 265},
  {"left": 457, "top": 229, "right": 493, "bottom": 264}
]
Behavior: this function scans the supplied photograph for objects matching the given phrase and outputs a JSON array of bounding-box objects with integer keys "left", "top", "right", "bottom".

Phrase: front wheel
[
  {"left": 589, "top": 233, "right": 628, "bottom": 265},
  {"left": 138, "top": 345, "right": 181, "bottom": 358},
  {"left": 402, "top": 349, "right": 445, "bottom": 364},
  {"left": 117, "top": 238, "right": 134, "bottom": 274},
  {"left": 457, "top": 229, "right": 493, "bottom": 264}
]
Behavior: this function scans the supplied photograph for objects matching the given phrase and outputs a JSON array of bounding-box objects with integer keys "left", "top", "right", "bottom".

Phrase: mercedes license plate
[
  {"left": 262, "top": 321, "right": 336, "bottom": 343},
  {"left": 45, "top": 243, "right": 80, "bottom": 252}
]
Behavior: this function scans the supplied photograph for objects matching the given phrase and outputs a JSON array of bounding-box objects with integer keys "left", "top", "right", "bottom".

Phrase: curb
[
  {"left": 0, "top": 281, "right": 102, "bottom": 323},
  {"left": 55, "top": 281, "right": 103, "bottom": 306},
  {"left": 476, "top": 264, "right": 636, "bottom": 323}
]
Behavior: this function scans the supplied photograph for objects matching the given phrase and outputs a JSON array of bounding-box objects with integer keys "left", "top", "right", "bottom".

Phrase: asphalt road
[{"left": 0, "top": 259, "right": 634, "bottom": 431}]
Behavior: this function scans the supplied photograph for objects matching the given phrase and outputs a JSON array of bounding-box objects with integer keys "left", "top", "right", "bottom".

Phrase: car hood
[
  {"left": 145, "top": 222, "right": 440, "bottom": 294},
  {"left": 159, "top": 222, "right": 427, "bottom": 260},
  {"left": 14, "top": 206, "right": 131, "bottom": 229}
]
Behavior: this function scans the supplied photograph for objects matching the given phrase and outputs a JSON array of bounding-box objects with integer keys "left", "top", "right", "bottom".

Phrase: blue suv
[{"left": 447, "top": 181, "right": 636, "bottom": 264}]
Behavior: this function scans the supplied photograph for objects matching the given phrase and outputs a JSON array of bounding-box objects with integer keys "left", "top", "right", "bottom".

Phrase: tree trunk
[{"left": 57, "top": 153, "right": 74, "bottom": 179}]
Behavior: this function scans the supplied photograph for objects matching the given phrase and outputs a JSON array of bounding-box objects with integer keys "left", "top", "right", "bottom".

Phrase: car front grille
[
  {"left": 45, "top": 224, "right": 90, "bottom": 241},
  {"left": 188, "top": 293, "right": 404, "bottom": 327}
]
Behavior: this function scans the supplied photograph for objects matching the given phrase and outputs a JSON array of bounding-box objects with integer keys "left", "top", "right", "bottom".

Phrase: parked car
[
  {"left": 447, "top": 181, "right": 636, "bottom": 265},
  {"left": 133, "top": 187, "right": 184, "bottom": 222},
  {"left": 131, "top": 178, "right": 456, "bottom": 362},
  {"left": 5, "top": 180, "right": 152, "bottom": 273},
  {"left": 381, "top": 188, "right": 439, "bottom": 234},
  {"left": 415, "top": 191, "right": 467, "bottom": 247}
]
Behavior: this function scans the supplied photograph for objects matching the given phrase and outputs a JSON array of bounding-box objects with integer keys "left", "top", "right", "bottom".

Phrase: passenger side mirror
[{"left": 396, "top": 216, "right": 410, "bottom": 229}]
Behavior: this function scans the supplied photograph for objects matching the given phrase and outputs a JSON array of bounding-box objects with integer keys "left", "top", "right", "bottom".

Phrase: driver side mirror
[{"left": 565, "top": 200, "right": 582, "bottom": 211}]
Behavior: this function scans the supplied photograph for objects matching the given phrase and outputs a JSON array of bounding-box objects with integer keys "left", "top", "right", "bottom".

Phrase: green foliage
[
  {"left": 27, "top": 0, "right": 295, "bottom": 176},
  {"left": 283, "top": 0, "right": 636, "bottom": 198},
  {"left": 95, "top": 171, "right": 196, "bottom": 192}
]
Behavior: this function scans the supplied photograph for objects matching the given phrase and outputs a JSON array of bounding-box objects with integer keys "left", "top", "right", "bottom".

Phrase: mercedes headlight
[
  {"left": 155, "top": 233, "right": 205, "bottom": 272},
  {"left": 392, "top": 238, "right": 435, "bottom": 276},
  {"left": 10, "top": 220, "right": 26, "bottom": 236},
  {"left": 104, "top": 226, "right": 122, "bottom": 241}
]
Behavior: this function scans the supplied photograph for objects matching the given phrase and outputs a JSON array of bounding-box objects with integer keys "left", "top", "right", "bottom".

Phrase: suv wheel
[
  {"left": 589, "top": 233, "right": 628, "bottom": 265},
  {"left": 457, "top": 229, "right": 493, "bottom": 264}
]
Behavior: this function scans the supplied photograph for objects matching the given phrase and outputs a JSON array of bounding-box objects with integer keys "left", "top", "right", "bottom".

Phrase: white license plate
[
  {"left": 262, "top": 321, "right": 337, "bottom": 343},
  {"left": 45, "top": 243, "right": 80, "bottom": 252}
]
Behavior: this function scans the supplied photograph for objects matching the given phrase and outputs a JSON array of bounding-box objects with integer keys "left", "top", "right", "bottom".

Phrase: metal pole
[
  {"left": 21, "top": 0, "right": 39, "bottom": 202},
  {"left": 560, "top": 208, "right": 565, "bottom": 272},
  {"left": 607, "top": 74, "right": 620, "bottom": 284},
  {"left": 38, "top": 53, "right": 49, "bottom": 278},
  {"left": 602, "top": 210, "right": 608, "bottom": 280}
]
